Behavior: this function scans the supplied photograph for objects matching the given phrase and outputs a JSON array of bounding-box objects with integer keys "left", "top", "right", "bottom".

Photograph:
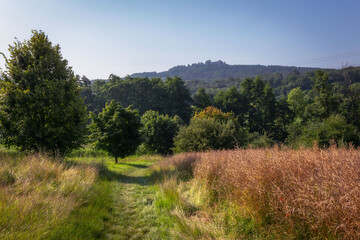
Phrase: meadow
[
  {"left": 1, "top": 146, "right": 359, "bottom": 239},
  {"left": 153, "top": 146, "right": 360, "bottom": 239}
]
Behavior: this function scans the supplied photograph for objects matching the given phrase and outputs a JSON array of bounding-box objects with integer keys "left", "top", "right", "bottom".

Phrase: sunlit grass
[{"left": 0, "top": 153, "right": 98, "bottom": 239}]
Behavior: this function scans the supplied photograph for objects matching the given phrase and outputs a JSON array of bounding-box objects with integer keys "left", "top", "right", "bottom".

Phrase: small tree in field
[
  {"left": 90, "top": 100, "right": 141, "bottom": 163},
  {"left": 0, "top": 30, "right": 87, "bottom": 154}
]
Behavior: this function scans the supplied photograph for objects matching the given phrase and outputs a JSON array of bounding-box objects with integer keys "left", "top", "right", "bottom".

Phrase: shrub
[
  {"left": 194, "top": 106, "right": 236, "bottom": 123},
  {"left": 173, "top": 118, "right": 238, "bottom": 152},
  {"left": 300, "top": 114, "right": 359, "bottom": 147}
]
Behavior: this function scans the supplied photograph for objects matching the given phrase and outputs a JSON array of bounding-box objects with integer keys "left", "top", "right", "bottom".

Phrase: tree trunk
[{"left": 115, "top": 156, "right": 118, "bottom": 164}]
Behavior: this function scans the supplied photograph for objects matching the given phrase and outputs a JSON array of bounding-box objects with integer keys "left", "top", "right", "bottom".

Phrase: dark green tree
[
  {"left": 164, "top": 76, "right": 192, "bottom": 122},
  {"left": 0, "top": 30, "right": 87, "bottom": 154},
  {"left": 193, "top": 87, "right": 211, "bottom": 110},
  {"left": 306, "top": 71, "right": 338, "bottom": 120},
  {"left": 241, "top": 77, "right": 277, "bottom": 134},
  {"left": 140, "top": 110, "right": 180, "bottom": 154},
  {"left": 90, "top": 100, "right": 141, "bottom": 163},
  {"left": 214, "top": 86, "right": 245, "bottom": 124},
  {"left": 262, "top": 83, "right": 277, "bottom": 132},
  {"left": 274, "top": 96, "right": 293, "bottom": 141}
]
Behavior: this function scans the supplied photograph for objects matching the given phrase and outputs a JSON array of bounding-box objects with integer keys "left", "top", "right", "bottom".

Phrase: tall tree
[
  {"left": 0, "top": 30, "right": 87, "bottom": 154},
  {"left": 287, "top": 87, "right": 306, "bottom": 119},
  {"left": 193, "top": 87, "right": 211, "bottom": 110},
  {"left": 262, "top": 83, "right": 277, "bottom": 132},
  {"left": 214, "top": 86, "right": 244, "bottom": 120},
  {"left": 308, "top": 71, "right": 338, "bottom": 120},
  {"left": 164, "top": 76, "right": 192, "bottom": 122}
]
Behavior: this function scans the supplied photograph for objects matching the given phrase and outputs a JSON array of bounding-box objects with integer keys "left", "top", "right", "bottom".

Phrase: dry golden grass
[
  {"left": 0, "top": 153, "right": 98, "bottom": 239},
  {"left": 160, "top": 146, "right": 360, "bottom": 239}
]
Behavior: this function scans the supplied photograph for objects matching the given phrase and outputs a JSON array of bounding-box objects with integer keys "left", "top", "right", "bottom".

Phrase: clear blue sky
[{"left": 1, "top": 0, "right": 360, "bottom": 79}]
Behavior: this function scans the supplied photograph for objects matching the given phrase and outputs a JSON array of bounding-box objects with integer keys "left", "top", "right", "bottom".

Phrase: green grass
[
  {"left": 44, "top": 154, "right": 172, "bottom": 240},
  {"left": 0, "top": 153, "right": 99, "bottom": 240},
  {"left": 42, "top": 155, "right": 113, "bottom": 240}
]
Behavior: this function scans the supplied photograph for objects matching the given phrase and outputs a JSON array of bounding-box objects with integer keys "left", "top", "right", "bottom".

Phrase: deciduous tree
[
  {"left": 0, "top": 30, "right": 87, "bottom": 154},
  {"left": 90, "top": 100, "right": 141, "bottom": 163}
]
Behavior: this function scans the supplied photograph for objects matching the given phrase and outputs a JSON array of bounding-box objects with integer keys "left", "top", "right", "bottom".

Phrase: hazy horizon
[{"left": 1, "top": 0, "right": 360, "bottom": 79}]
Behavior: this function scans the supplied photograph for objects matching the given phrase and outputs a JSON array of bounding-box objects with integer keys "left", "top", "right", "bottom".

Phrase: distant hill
[{"left": 131, "top": 60, "right": 321, "bottom": 81}]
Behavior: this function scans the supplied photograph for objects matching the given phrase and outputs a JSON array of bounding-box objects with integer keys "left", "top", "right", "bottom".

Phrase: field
[
  {"left": 153, "top": 146, "right": 360, "bottom": 239},
  {"left": 0, "top": 147, "right": 359, "bottom": 239}
]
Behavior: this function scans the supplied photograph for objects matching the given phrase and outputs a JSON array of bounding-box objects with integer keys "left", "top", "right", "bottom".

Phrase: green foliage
[
  {"left": 247, "top": 132, "right": 275, "bottom": 148},
  {"left": 173, "top": 117, "right": 239, "bottom": 153},
  {"left": 87, "top": 76, "right": 192, "bottom": 122},
  {"left": 300, "top": 115, "right": 359, "bottom": 147},
  {"left": 0, "top": 30, "right": 87, "bottom": 155},
  {"left": 240, "top": 77, "right": 278, "bottom": 134},
  {"left": 164, "top": 76, "right": 193, "bottom": 122},
  {"left": 287, "top": 87, "right": 306, "bottom": 118},
  {"left": 140, "top": 110, "right": 181, "bottom": 154},
  {"left": 78, "top": 75, "right": 96, "bottom": 112},
  {"left": 193, "top": 87, "right": 211, "bottom": 110},
  {"left": 285, "top": 117, "right": 304, "bottom": 147},
  {"left": 90, "top": 100, "right": 141, "bottom": 162},
  {"left": 214, "top": 86, "right": 244, "bottom": 120},
  {"left": 307, "top": 71, "right": 339, "bottom": 120}
]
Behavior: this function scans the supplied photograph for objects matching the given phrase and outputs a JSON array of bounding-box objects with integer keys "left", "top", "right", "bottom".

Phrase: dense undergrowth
[{"left": 152, "top": 146, "right": 360, "bottom": 239}]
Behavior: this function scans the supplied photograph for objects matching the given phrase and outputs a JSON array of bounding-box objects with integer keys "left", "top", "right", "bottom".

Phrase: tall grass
[
  {"left": 154, "top": 146, "right": 360, "bottom": 239},
  {"left": 0, "top": 153, "right": 98, "bottom": 239}
]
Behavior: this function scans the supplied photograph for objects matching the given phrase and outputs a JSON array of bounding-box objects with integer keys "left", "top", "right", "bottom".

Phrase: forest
[{"left": 80, "top": 65, "right": 360, "bottom": 152}]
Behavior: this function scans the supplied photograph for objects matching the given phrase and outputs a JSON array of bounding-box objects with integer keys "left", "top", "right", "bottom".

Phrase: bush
[
  {"left": 173, "top": 118, "right": 239, "bottom": 152},
  {"left": 300, "top": 115, "right": 359, "bottom": 147},
  {"left": 247, "top": 132, "right": 275, "bottom": 148}
]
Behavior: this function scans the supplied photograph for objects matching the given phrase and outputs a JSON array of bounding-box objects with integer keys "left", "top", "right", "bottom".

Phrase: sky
[{"left": 1, "top": 0, "right": 360, "bottom": 79}]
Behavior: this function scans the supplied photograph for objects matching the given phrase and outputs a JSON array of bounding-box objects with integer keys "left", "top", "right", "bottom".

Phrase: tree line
[{"left": 0, "top": 31, "right": 359, "bottom": 162}]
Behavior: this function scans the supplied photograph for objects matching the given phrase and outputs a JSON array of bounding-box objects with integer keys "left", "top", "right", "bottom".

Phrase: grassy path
[{"left": 104, "top": 159, "right": 170, "bottom": 240}]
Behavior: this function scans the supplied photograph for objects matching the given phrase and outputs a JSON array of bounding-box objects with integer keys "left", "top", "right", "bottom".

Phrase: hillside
[{"left": 131, "top": 60, "right": 321, "bottom": 81}]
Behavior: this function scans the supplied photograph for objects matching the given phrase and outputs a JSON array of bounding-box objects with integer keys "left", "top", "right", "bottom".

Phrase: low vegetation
[
  {"left": 0, "top": 153, "right": 100, "bottom": 239},
  {"left": 153, "top": 146, "right": 360, "bottom": 239}
]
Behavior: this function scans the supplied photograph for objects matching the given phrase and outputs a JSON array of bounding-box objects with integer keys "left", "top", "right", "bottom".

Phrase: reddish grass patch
[{"left": 163, "top": 147, "right": 360, "bottom": 239}]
